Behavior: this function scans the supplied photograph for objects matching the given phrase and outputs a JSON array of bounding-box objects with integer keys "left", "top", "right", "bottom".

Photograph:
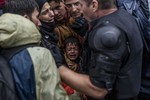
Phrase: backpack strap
[
  {"left": 1, "top": 43, "right": 38, "bottom": 61},
  {"left": 0, "top": 55, "right": 19, "bottom": 100}
]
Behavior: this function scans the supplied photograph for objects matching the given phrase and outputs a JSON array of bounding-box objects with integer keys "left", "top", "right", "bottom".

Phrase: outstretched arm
[{"left": 59, "top": 66, "right": 108, "bottom": 99}]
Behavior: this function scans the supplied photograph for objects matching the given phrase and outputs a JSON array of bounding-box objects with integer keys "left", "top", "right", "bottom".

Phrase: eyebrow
[
  {"left": 41, "top": 8, "right": 49, "bottom": 15},
  {"left": 41, "top": 6, "right": 51, "bottom": 13},
  {"left": 53, "top": 5, "right": 61, "bottom": 10}
]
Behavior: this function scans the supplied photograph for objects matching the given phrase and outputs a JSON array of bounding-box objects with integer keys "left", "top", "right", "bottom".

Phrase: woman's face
[
  {"left": 65, "top": 43, "right": 80, "bottom": 61},
  {"left": 38, "top": 2, "right": 54, "bottom": 22}
]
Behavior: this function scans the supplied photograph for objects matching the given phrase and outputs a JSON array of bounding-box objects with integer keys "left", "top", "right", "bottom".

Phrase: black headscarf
[{"left": 35, "top": 0, "right": 47, "bottom": 12}]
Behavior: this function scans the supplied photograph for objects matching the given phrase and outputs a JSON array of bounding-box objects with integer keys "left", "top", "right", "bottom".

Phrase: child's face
[{"left": 65, "top": 43, "right": 79, "bottom": 61}]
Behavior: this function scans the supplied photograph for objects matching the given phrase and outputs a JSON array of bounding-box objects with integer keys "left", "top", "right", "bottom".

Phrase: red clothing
[
  {"left": 62, "top": 83, "right": 74, "bottom": 95},
  {"left": 0, "top": 0, "right": 5, "bottom": 7}
]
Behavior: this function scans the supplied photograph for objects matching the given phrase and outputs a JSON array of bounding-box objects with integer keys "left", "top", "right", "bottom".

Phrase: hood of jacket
[{"left": 0, "top": 13, "right": 41, "bottom": 48}]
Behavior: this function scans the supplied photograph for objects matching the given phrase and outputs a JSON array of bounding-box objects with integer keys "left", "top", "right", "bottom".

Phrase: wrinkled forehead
[
  {"left": 64, "top": 0, "right": 79, "bottom": 4},
  {"left": 80, "top": 0, "right": 91, "bottom": 5}
]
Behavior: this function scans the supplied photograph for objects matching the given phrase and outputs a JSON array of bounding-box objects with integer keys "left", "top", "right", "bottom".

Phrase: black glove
[
  {"left": 49, "top": 44, "right": 67, "bottom": 68},
  {"left": 71, "top": 16, "right": 89, "bottom": 37}
]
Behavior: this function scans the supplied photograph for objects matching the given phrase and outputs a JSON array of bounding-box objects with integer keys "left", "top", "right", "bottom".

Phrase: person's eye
[
  {"left": 66, "top": 4, "right": 72, "bottom": 8},
  {"left": 75, "top": 48, "right": 78, "bottom": 50},
  {"left": 55, "top": 6, "right": 61, "bottom": 10},
  {"left": 74, "top": 2, "right": 80, "bottom": 6},
  {"left": 67, "top": 48, "right": 71, "bottom": 51},
  {"left": 42, "top": 10, "right": 48, "bottom": 15}
]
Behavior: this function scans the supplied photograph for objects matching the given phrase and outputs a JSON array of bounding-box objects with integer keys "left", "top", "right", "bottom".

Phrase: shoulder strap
[
  {"left": 1, "top": 44, "right": 38, "bottom": 61},
  {"left": 0, "top": 55, "right": 19, "bottom": 100}
]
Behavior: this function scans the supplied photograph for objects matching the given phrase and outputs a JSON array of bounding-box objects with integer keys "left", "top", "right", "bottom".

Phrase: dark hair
[
  {"left": 47, "top": 0, "right": 63, "bottom": 3},
  {"left": 83, "top": 0, "right": 115, "bottom": 9},
  {"left": 3, "top": 0, "right": 39, "bottom": 16},
  {"left": 98, "top": 0, "right": 115, "bottom": 9},
  {"left": 64, "top": 36, "right": 81, "bottom": 49}
]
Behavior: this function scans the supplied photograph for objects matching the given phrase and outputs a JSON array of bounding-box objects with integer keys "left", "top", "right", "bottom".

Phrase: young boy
[
  {"left": 62, "top": 36, "right": 85, "bottom": 99},
  {"left": 64, "top": 36, "right": 82, "bottom": 72}
]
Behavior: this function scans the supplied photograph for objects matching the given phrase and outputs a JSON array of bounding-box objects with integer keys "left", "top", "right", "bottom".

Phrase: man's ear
[
  {"left": 91, "top": 0, "right": 98, "bottom": 12},
  {"left": 23, "top": 14, "right": 30, "bottom": 19}
]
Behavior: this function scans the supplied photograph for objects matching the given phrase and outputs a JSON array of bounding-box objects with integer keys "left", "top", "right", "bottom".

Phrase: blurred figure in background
[{"left": 0, "top": 0, "right": 6, "bottom": 15}]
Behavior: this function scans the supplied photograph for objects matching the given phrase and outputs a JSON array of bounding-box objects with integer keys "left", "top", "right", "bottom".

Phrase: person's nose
[
  {"left": 38, "top": 20, "right": 42, "bottom": 27},
  {"left": 48, "top": 10, "right": 54, "bottom": 20},
  {"left": 37, "top": 20, "right": 42, "bottom": 30},
  {"left": 49, "top": 9, "right": 54, "bottom": 17},
  {"left": 70, "top": 49, "right": 75, "bottom": 53},
  {"left": 72, "top": 5, "right": 77, "bottom": 12},
  {"left": 53, "top": 10, "right": 59, "bottom": 16}
]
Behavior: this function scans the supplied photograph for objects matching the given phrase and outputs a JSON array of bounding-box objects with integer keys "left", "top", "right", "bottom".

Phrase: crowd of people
[{"left": 0, "top": 0, "right": 149, "bottom": 100}]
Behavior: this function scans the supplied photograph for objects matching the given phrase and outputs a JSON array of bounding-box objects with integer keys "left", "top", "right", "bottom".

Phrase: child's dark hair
[{"left": 64, "top": 36, "right": 81, "bottom": 49}]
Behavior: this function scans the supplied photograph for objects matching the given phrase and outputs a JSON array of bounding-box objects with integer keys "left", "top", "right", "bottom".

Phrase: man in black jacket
[{"left": 57, "top": 0, "right": 143, "bottom": 100}]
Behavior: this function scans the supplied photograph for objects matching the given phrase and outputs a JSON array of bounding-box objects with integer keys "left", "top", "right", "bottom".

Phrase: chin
[
  {"left": 72, "top": 14, "right": 81, "bottom": 18},
  {"left": 69, "top": 58, "right": 76, "bottom": 61},
  {"left": 56, "top": 17, "right": 64, "bottom": 22}
]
